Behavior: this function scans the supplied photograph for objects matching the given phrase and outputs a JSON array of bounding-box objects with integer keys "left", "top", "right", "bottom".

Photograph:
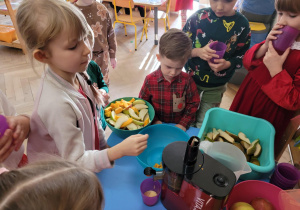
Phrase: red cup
[
  {"left": 0, "top": 115, "right": 9, "bottom": 138},
  {"left": 209, "top": 42, "right": 227, "bottom": 63},
  {"left": 140, "top": 178, "right": 161, "bottom": 206},
  {"left": 270, "top": 163, "right": 300, "bottom": 190},
  {"left": 273, "top": 25, "right": 300, "bottom": 52}
]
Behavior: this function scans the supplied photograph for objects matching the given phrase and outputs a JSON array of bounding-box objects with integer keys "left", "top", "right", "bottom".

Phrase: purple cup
[
  {"left": 270, "top": 163, "right": 300, "bottom": 190},
  {"left": 273, "top": 25, "right": 300, "bottom": 52},
  {"left": 209, "top": 41, "right": 227, "bottom": 63},
  {"left": 140, "top": 178, "right": 161, "bottom": 206},
  {"left": 0, "top": 115, "right": 9, "bottom": 138}
]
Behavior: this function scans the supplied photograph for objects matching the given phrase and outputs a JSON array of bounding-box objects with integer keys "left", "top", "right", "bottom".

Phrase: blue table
[{"left": 96, "top": 125, "right": 200, "bottom": 210}]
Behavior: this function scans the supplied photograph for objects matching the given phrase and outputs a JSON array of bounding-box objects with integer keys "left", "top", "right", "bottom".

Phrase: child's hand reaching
[
  {"left": 99, "top": 89, "right": 110, "bottom": 106},
  {"left": 263, "top": 41, "right": 290, "bottom": 77},
  {"left": 208, "top": 59, "right": 231, "bottom": 73},
  {"left": 192, "top": 42, "right": 219, "bottom": 61},
  {"left": 0, "top": 129, "right": 14, "bottom": 162},
  {"left": 110, "top": 58, "right": 117, "bottom": 69},
  {"left": 6, "top": 115, "right": 30, "bottom": 151},
  {"left": 175, "top": 124, "right": 186, "bottom": 132},
  {"left": 107, "top": 134, "right": 148, "bottom": 161}
]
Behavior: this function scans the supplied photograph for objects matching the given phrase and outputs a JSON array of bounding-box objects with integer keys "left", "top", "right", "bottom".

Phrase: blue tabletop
[{"left": 96, "top": 125, "right": 200, "bottom": 210}]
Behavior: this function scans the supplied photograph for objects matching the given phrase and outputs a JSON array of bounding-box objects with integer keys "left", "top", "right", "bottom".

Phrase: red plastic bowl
[{"left": 226, "top": 180, "right": 282, "bottom": 210}]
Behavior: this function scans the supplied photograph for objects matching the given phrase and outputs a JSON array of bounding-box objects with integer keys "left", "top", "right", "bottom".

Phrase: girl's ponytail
[{"left": 79, "top": 72, "right": 104, "bottom": 106}]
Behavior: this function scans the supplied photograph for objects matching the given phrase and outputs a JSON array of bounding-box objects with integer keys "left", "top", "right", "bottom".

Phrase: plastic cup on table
[
  {"left": 209, "top": 41, "right": 227, "bottom": 64},
  {"left": 0, "top": 115, "right": 9, "bottom": 138},
  {"left": 273, "top": 25, "right": 300, "bottom": 52},
  {"left": 270, "top": 163, "right": 300, "bottom": 190},
  {"left": 140, "top": 178, "right": 161, "bottom": 206}
]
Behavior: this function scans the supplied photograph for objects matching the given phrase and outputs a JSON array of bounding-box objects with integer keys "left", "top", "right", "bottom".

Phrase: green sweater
[{"left": 183, "top": 8, "right": 251, "bottom": 87}]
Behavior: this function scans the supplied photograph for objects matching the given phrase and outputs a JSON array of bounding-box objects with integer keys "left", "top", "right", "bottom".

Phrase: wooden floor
[{"left": 0, "top": 0, "right": 292, "bottom": 164}]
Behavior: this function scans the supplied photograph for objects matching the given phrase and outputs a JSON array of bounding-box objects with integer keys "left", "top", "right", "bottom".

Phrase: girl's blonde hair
[
  {"left": 0, "top": 160, "right": 104, "bottom": 210},
  {"left": 276, "top": 0, "right": 300, "bottom": 13},
  {"left": 16, "top": 0, "right": 103, "bottom": 104}
]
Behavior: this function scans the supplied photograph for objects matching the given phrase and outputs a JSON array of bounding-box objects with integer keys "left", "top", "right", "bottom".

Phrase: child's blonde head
[
  {"left": 16, "top": 0, "right": 94, "bottom": 54},
  {"left": 0, "top": 160, "right": 104, "bottom": 210},
  {"left": 159, "top": 28, "right": 192, "bottom": 63},
  {"left": 276, "top": 0, "right": 300, "bottom": 13}
]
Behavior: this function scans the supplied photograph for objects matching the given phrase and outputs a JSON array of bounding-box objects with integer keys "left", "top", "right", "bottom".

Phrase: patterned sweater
[{"left": 183, "top": 8, "right": 251, "bottom": 87}]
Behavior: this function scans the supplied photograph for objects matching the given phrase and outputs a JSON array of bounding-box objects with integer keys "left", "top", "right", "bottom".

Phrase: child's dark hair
[
  {"left": 0, "top": 160, "right": 104, "bottom": 210},
  {"left": 159, "top": 28, "right": 192, "bottom": 62},
  {"left": 276, "top": 0, "right": 300, "bottom": 13}
]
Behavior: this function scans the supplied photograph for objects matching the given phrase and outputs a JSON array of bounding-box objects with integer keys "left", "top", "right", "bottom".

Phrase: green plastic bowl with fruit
[{"left": 104, "top": 97, "right": 155, "bottom": 139}]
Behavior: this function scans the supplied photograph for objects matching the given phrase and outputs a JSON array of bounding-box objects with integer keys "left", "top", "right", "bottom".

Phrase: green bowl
[{"left": 105, "top": 97, "right": 155, "bottom": 139}]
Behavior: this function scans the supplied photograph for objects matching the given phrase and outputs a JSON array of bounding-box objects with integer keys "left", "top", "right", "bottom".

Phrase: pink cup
[
  {"left": 140, "top": 178, "right": 161, "bottom": 206},
  {"left": 270, "top": 163, "right": 300, "bottom": 190},
  {"left": 209, "top": 41, "right": 227, "bottom": 63},
  {"left": 273, "top": 25, "right": 300, "bottom": 52},
  {"left": 0, "top": 115, "right": 9, "bottom": 138}
]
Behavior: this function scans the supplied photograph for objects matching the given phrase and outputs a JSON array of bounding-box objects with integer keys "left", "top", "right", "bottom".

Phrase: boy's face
[
  {"left": 210, "top": 0, "right": 237, "bottom": 17},
  {"left": 157, "top": 54, "right": 186, "bottom": 82}
]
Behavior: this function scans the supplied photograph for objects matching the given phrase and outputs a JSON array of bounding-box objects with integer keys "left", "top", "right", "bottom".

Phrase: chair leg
[
  {"left": 167, "top": 15, "right": 170, "bottom": 30},
  {"left": 164, "top": 19, "right": 166, "bottom": 32},
  {"left": 124, "top": 24, "right": 127, "bottom": 36},
  {"left": 145, "top": 20, "right": 148, "bottom": 40},
  {"left": 134, "top": 25, "right": 137, "bottom": 51}
]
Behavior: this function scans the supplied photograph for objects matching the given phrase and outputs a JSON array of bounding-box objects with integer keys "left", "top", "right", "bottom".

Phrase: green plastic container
[
  {"left": 198, "top": 108, "right": 275, "bottom": 180},
  {"left": 105, "top": 97, "right": 155, "bottom": 139}
]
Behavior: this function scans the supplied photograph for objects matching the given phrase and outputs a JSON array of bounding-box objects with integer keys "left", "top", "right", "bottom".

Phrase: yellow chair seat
[{"left": 117, "top": 14, "right": 145, "bottom": 23}]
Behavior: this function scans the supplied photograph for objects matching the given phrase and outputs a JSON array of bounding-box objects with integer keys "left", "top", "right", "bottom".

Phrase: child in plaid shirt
[{"left": 139, "top": 29, "right": 200, "bottom": 131}]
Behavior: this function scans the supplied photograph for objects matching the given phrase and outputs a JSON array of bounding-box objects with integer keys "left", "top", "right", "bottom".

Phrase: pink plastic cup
[
  {"left": 140, "top": 178, "right": 161, "bottom": 206},
  {"left": 270, "top": 163, "right": 300, "bottom": 190},
  {"left": 0, "top": 115, "right": 9, "bottom": 138},
  {"left": 273, "top": 25, "right": 300, "bottom": 52},
  {"left": 209, "top": 41, "right": 227, "bottom": 63}
]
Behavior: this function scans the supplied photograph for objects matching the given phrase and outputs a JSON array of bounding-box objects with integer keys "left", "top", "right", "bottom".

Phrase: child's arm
[
  {"left": 107, "top": 134, "right": 148, "bottom": 161},
  {"left": 106, "top": 7, "right": 117, "bottom": 69},
  {"left": 177, "top": 77, "right": 201, "bottom": 130},
  {"left": 261, "top": 43, "right": 300, "bottom": 111}
]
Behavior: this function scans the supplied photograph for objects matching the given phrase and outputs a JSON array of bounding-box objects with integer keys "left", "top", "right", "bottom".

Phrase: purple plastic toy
[
  {"left": 0, "top": 115, "right": 9, "bottom": 138},
  {"left": 140, "top": 178, "right": 161, "bottom": 206},
  {"left": 209, "top": 41, "right": 227, "bottom": 63},
  {"left": 273, "top": 25, "right": 300, "bottom": 52}
]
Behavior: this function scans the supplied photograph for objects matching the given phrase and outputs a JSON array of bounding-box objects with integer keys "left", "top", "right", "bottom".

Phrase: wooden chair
[
  {"left": 275, "top": 114, "right": 300, "bottom": 162},
  {"left": 146, "top": 0, "right": 171, "bottom": 32},
  {"left": 112, "top": 0, "right": 148, "bottom": 51},
  {"left": 0, "top": 0, "right": 26, "bottom": 54}
]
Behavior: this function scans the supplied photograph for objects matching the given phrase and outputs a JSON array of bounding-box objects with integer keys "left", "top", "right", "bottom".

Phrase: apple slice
[
  {"left": 133, "top": 100, "right": 146, "bottom": 105},
  {"left": 133, "top": 104, "right": 148, "bottom": 110},
  {"left": 139, "top": 109, "right": 148, "bottom": 121},
  {"left": 126, "top": 123, "right": 138, "bottom": 130},
  {"left": 110, "top": 111, "right": 117, "bottom": 121},
  {"left": 132, "top": 119, "right": 144, "bottom": 126},
  {"left": 128, "top": 108, "right": 141, "bottom": 120},
  {"left": 114, "top": 116, "right": 129, "bottom": 129}
]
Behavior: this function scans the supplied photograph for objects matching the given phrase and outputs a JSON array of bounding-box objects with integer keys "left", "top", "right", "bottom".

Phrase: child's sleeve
[
  {"left": 226, "top": 23, "right": 251, "bottom": 72},
  {"left": 87, "top": 61, "right": 109, "bottom": 93},
  {"left": 179, "top": 77, "right": 200, "bottom": 128},
  {"left": 243, "top": 41, "right": 265, "bottom": 71},
  {"left": 261, "top": 68, "right": 300, "bottom": 111},
  {"left": 106, "top": 9, "right": 116, "bottom": 59}
]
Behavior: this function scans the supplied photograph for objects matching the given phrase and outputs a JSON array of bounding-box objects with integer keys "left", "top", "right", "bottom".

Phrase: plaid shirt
[{"left": 139, "top": 68, "right": 200, "bottom": 128}]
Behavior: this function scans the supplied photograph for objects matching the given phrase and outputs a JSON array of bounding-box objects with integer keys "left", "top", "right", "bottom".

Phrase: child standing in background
[
  {"left": 175, "top": 0, "right": 193, "bottom": 28},
  {"left": 183, "top": 0, "right": 251, "bottom": 128},
  {"left": 74, "top": 0, "right": 117, "bottom": 86},
  {"left": 16, "top": 0, "right": 148, "bottom": 173},
  {"left": 0, "top": 160, "right": 104, "bottom": 210},
  {"left": 230, "top": 0, "right": 300, "bottom": 154},
  {"left": 139, "top": 29, "right": 200, "bottom": 131}
]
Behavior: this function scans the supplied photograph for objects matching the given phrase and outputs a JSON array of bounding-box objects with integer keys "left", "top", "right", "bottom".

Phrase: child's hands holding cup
[
  {"left": 192, "top": 42, "right": 219, "bottom": 61},
  {"left": 208, "top": 59, "right": 231, "bottom": 73}
]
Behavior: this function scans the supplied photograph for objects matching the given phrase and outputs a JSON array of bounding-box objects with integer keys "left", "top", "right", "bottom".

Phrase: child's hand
[
  {"left": 107, "top": 134, "right": 148, "bottom": 161},
  {"left": 0, "top": 129, "right": 14, "bottom": 163},
  {"left": 110, "top": 58, "right": 117, "bottom": 69},
  {"left": 192, "top": 42, "right": 219, "bottom": 61},
  {"left": 6, "top": 115, "right": 30, "bottom": 151},
  {"left": 263, "top": 41, "right": 290, "bottom": 77},
  {"left": 208, "top": 59, "right": 231, "bottom": 73},
  {"left": 99, "top": 89, "right": 110, "bottom": 106},
  {"left": 264, "top": 23, "right": 284, "bottom": 49},
  {"left": 175, "top": 124, "right": 186, "bottom": 132},
  {"left": 153, "top": 120, "right": 162, "bottom": 124}
]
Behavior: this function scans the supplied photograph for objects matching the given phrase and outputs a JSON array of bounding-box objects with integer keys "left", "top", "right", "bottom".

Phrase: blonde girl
[
  {"left": 0, "top": 160, "right": 104, "bottom": 210},
  {"left": 16, "top": 0, "right": 148, "bottom": 172}
]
